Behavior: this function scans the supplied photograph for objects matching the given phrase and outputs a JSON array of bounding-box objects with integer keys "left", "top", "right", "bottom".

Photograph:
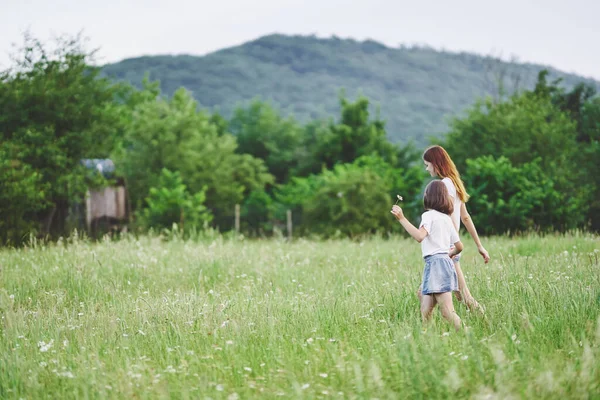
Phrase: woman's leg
[
  {"left": 434, "top": 292, "right": 462, "bottom": 331},
  {"left": 454, "top": 261, "right": 484, "bottom": 313}
]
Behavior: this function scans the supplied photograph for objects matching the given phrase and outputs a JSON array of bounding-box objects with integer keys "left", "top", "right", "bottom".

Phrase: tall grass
[{"left": 1, "top": 233, "right": 598, "bottom": 399}]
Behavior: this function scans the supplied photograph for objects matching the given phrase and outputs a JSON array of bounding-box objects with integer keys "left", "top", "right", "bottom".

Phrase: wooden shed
[{"left": 80, "top": 159, "right": 129, "bottom": 234}]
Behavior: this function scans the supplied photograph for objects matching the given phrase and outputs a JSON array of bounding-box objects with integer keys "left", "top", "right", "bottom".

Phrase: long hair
[
  {"left": 423, "top": 180, "right": 454, "bottom": 215},
  {"left": 423, "top": 145, "right": 470, "bottom": 203}
]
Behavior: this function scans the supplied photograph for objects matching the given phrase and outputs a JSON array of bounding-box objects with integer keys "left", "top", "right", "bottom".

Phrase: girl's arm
[
  {"left": 460, "top": 203, "right": 490, "bottom": 263},
  {"left": 449, "top": 240, "right": 463, "bottom": 258},
  {"left": 391, "top": 205, "right": 428, "bottom": 242}
]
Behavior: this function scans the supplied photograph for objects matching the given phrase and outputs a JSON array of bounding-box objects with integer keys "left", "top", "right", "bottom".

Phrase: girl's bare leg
[
  {"left": 434, "top": 292, "right": 462, "bottom": 331},
  {"left": 454, "top": 261, "right": 484, "bottom": 313},
  {"left": 420, "top": 294, "right": 436, "bottom": 324},
  {"left": 417, "top": 288, "right": 436, "bottom": 307}
]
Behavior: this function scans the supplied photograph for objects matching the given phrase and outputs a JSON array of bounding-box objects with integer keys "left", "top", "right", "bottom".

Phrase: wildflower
[
  {"left": 165, "top": 365, "right": 177, "bottom": 373},
  {"left": 320, "top": 373, "right": 328, "bottom": 378},
  {"left": 38, "top": 340, "right": 53, "bottom": 352}
]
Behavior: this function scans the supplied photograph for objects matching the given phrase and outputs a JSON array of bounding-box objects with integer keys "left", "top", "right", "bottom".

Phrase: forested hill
[{"left": 102, "top": 34, "right": 600, "bottom": 143}]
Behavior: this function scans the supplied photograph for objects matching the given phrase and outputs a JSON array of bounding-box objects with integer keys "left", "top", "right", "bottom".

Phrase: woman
[{"left": 421, "top": 145, "right": 490, "bottom": 312}]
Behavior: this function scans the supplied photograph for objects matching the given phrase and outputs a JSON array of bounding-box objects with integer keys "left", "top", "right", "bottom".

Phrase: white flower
[
  {"left": 165, "top": 365, "right": 177, "bottom": 373},
  {"left": 442, "top": 332, "right": 450, "bottom": 337},
  {"left": 461, "top": 355, "right": 468, "bottom": 361},
  {"left": 301, "top": 383, "right": 310, "bottom": 390},
  {"left": 306, "top": 338, "right": 314, "bottom": 344},
  {"left": 319, "top": 373, "right": 328, "bottom": 378},
  {"left": 244, "top": 367, "right": 252, "bottom": 372},
  {"left": 216, "top": 384, "right": 224, "bottom": 391},
  {"left": 58, "top": 371, "right": 75, "bottom": 378},
  {"left": 38, "top": 340, "right": 54, "bottom": 352}
]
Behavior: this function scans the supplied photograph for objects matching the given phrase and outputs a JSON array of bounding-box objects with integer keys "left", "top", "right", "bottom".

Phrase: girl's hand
[
  {"left": 390, "top": 205, "right": 404, "bottom": 221},
  {"left": 478, "top": 246, "right": 490, "bottom": 263}
]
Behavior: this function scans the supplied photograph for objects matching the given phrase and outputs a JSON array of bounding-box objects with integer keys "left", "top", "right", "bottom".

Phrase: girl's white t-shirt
[
  {"left": 419, "top": 210, "right": 460, "bottom": 258},
  {"left": 442, "top": 177, "right": 462, "bottom": 231}
]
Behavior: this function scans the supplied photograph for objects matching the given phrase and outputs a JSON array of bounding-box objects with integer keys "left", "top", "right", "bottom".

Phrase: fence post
[{"left": 235, "top": 204, "right": 240, "bottom": 234}]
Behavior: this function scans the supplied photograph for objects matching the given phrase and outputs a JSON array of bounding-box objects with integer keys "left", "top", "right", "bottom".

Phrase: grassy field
[{"left": 0, "top": 232, "right": 599, "bottom": 399}]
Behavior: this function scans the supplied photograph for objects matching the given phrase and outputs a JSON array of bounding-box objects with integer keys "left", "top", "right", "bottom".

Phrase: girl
[
  {"left": 391, "top": 180, "right": 464, "bottom": 330},
  {"left": 422, "top": 145, "right": 489, "bottom": 313}
]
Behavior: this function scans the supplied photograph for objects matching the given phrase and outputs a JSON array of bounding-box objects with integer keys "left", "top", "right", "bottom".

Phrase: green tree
[
  {"left": 229, "top": 100, "right": 304, "bottom": 184},
  {"left": 311, "top": 96, "right": 403, "bottom": 169},
  {"left": 138, "top": 168, "right": 212, "bottom": 232},
  {"left": 275, "top": 156, "right": 422, "bottom": 237},
  {"left": 443, "top": 91, "right": 578, "bottom": 172},
  {"left": 0, "top": 33, "right": 123, "bottom": 240},
  {"left": 463, "top": 156, "right": 583, "bottom": 234},
  {"left": 113, "top": 87, "right": 273, "bottom": 230}
]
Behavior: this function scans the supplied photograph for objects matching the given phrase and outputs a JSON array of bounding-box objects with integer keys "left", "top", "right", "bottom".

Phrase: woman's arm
[
  {"left": 460, "top": 203, "right": 490, "bottom": 263},
  {"left": 391, "top": 205, "right": 428, "bottom": 242}
]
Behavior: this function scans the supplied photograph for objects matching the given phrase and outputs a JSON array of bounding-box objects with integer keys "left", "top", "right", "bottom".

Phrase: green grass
[{"left": 1, "top": 233, "right": 599, "bottom": 399}]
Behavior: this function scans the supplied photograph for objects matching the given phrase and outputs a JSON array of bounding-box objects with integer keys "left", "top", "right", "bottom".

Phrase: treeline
[{"left": 1, "top": 36, "right": 598, "bottom": 245}]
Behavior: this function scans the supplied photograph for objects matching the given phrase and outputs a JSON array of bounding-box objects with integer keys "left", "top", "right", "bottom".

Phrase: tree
[
  {"left": 138, "top": 168, "right": 212, "bottom": 232},
  {"left": 463, "top": 156, "right": 584, "bottom": 234},
  {"left": 0, "top": 33, "right": 123, "bottom": 241},
  {"left": 229, "top": 100, "right": 304, "bottom": 184},
  {"left": 113, "top": 87, "right": 273, "bottom": 230}
]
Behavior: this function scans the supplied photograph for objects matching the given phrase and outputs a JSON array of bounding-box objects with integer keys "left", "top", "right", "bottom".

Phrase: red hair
[{"left": 423, "top": 145, "right": 470, "bottom": 203}]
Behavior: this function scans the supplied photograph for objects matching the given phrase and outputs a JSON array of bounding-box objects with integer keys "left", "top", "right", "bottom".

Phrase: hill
[{"left": 102, "top": 34, "right": 600, "bottom": 144}]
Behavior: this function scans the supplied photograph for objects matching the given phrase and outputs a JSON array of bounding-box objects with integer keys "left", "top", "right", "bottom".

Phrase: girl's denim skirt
[{"left": 421, "top": 253, "right": 458, "bottom": 295}]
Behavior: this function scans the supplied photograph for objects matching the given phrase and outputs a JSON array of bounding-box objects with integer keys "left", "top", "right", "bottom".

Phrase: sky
[{"left": 1, "top": 0, "right": 599, "bottom": 80}]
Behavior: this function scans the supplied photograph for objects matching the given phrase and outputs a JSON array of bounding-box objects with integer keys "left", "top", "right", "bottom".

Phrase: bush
[
  {"left": 463, "top": 156, "right": 585, "bottom": 234},
  {"left": 138, "top": 169, "right": 212, "bottom": 232}
]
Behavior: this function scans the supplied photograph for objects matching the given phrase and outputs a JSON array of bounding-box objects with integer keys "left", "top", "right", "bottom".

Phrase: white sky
[{"left": 1, "top": 0, "right": 599, "bottom": 79}]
